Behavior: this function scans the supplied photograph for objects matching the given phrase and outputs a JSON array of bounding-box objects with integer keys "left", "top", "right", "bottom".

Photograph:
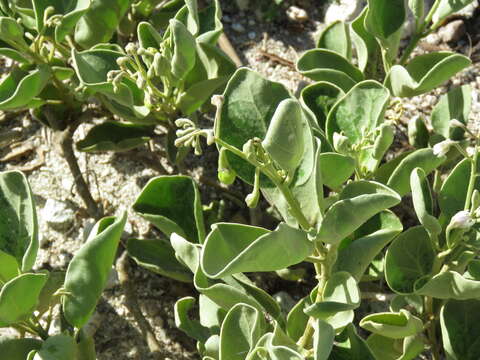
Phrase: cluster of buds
[
  {"left": 43, "top": 6, "right": 63, "bottom": 28},
  {"left": 174, "top": 118, "right": 214, "bottom": 155}
]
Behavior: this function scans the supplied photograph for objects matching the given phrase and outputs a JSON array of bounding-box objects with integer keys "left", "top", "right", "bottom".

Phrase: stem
[
  {"left": 425, "top": 297, "right": 441, "bottom": 360},
  {"left": 215, "top": 138, "right": 312, "bottom": 230},
  {"left": 399, "top": 0, "right": 441, "bottom": 65},
  {"left": 465, "top": 146, "right": 478, "bottom": 211},
  {"left": 57, "top": 120, "right": 103, "bottom": 219}
]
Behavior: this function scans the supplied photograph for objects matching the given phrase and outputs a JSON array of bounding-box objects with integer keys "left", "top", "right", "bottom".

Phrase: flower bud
[
  {"left": 333, "top": 132, "right": 350, "bottom": 154},
  {"left": 218, "top": 148, "right": 236, "bottom": 185},
  {"left": 449, "top": 210, "right": 475, "bottom": 230},
  {"left": 450, "top": 119, "right": 465, "bottom": 129},
  {"left": 432, "top": 139, "right": 455, "bottom": 157}
]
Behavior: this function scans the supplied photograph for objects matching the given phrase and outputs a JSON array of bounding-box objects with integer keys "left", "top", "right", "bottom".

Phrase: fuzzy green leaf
[
  {"left": 0, "top": 273, "right": 47, "bottom": 326},
  {"left": 317, "top": 21, "right": 352, "bottom": 60},
  {"left": 360, "top": 310, "right": 423, "bottom": 339},
  {"left": 133, "top": 176, "right": 206, "bottom": 243},
  {"left": 0, "top": 337, "right": 42, "bottom": 360},
  {"left": 0, "top": 170, "right": 38, "bottom": 271},
  {"left": 386, "top": 52, "right": 471, "bottom": 97},
  {"left": 201, "top": 222, "right": 312, "bottom": 279},
  {"left": 317, "top": 181, "right": 401, "bottom": 244},
  {"left": 77, "top": 121, "right": 152, "bottom": 152},
  {"left": 385, "top": 226, "right": 435, "bottom": 294},
  {"left": 62, "top": 213, "right": 126, "bottom": 328}
]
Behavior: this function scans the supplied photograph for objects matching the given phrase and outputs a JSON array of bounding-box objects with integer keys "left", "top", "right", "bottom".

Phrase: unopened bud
[
  {"left": 125, "top": 42, "right": 138, "bottom": 55},
  {"left": 449, "top": 210, "right": 475, "bottom": 230},
  {"left": 450, "top": 119, "right": 465, "bottom": 129},
  {"left": 333, "top": 132, "right": 350, "bottom": 154},
  {"left": 432, "top": 139, "right": 455, "bottom": 157}
]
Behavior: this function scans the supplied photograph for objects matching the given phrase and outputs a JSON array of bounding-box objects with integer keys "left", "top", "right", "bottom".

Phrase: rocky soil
[{"left": 1, "top": 1, "right": 480, "bottom": 359}]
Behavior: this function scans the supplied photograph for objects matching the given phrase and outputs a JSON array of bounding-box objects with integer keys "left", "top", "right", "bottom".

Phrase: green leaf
[
  {"left": 215, "top": 68, "right": 290, "bottom": 184},
  {"left": 317, "top": 21, "right": 352, "bottom": 60},
  {"left": 432, "top": 0, "right": 475, "bottom": 24},
  {"left": 201, "top": 222, "right": 312, "bottom": 279},
  {"left": 317, "top": 181, "right": 401, "bottom": 244},
  {"left": 439, "top": 158, "right": 480, "bottom": 220},
  {"left": 416, "top": 271, "right": 480, "bottom": 300},
  {"left": 36, "top": 271, "right": 65, "bottom": 316},
  {"left": 351, "top": 7, "right": 381, "bottom": 74},
  {"left": 441, "top": 298, "right": 480, "bottom": 360},
  {"left": 365, "top": 0, "right": 406, "bottom": 41},
  {"left": 32, "top": 0, "right": 91, "bottom": 42},
  {"left": 0, "top": 251, "right": 19, "bottom": 284},
  {"left": 286, "top": 297, "right": 309, "bottom": 342},
  {"left": 296, "top": 49, "right": 363, "bottom": 92},
  {"left": 174, "top": 296, "right": 211, "bottom": 342},
  {"left": 374, "top": 150, "right": 414, "bottom": 185},
  {"left": 170, "top": 18, "right": 196, "bottom": 81},
  {"left": 0, "top": 273, "right": 47, "bottom": 326},
  {"left": 387, "top": 148, "right": 446, "bottom": 196},
  {"left": 33, "top": 335, "right": 76, "bottom": 360},
  {"left": 0, "top": 170, "right": 38, "bottom": 271},
  {"left": 318, "top": 153, "right": 355, "bottom": 190},
  {"left": 314, "top": 319, "right": 335, "bottom": 360},
  {"left": 76, "top": 121, "right": 152, "bottom": 152},
  {"left": 219, "top": 303, "right": 266, "bottom": 360},
  {"left": 366, "top": 334, "right": 424, "bottom": 360},
  {"left": 410, "top": 168, "right": 442, "bottom": 236},
  {"left": 385, "top": 226, "right": 435, "bottom": 294},
  {"left": 0, "top": 16, "right": 28, "bottom": 49},
  {"left": 300, "top": 81, "right": 344, "bottom": 130},
  {"left": 366, "top": 334, "right": 402, "bottom": 360},
  {"left": 408, "top": 116, "right": 429, "bottom": 148},
  {"left": 304, "top": 271, "right": 360, "bottom": 322},
  {"left": 0, "top": 47, "right": 29, "bottom": 63},
  {"left": 431, "top": 85, "right": 471, "bottom": 140},
  {"left": 262, "top": 99, "right": 305, "bottom": 174},
  {"left": 196, "top": 0, "right": 223, "bottom": 44},
  {"left": 0, "top": 66, "right": 50, "bottom": 110},
  {"left": 74, "top": 0, "right": 130, "bottom": 48},
  {"left": 133, "top": 176, "right": 205, "bottom": 243},
  {"left": 62, "top": 213, "right": 126, "bottom": 328},
  {"left": 386, "top": 52, "right": 472, "bottom": 97},
  {"left": 335, "top": 211, "right": 403, "bottom": 281},
  {"left": 0, "top": 337, "right": 42, "bottom": 360},
  {"left": 127, "top": 238, "right": 191, "bottom": 282},
  {"left": 330, "top": 324, "right": 376, "bottom": 359},
  {"left": 360, "top": 310, "right": 423, "bottom": 339},
  {"left": 137, "top": 21, "right": 162, "bottom": 49},
  {"left": 326, "top": 80, "right": 390, "bottom": 172}
]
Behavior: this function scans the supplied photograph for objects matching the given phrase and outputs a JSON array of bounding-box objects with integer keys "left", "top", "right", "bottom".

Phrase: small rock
[
  {"left": 324, "top": 0, "right": 365, "bottom": 23},
  {"left": 231, "top": 23, "right": 245, "bottom": 33},
  {"left": 42, "top": 199, "right": 75, "bottom": 232},
  {"left": 248, "top": 31, "right": 256, "bottom": 40},
  {"left": 222, "top": 15, "right": 231, "bottom": 23},
  {"left": 438, "top": 20, "right": 466, "bottom": 43},
  {"left": 456, "top": 0, "right": 478, "bottom": 17},
  {"left": 424, "top": 33, "right": 441, "bottom": 45},
  {"left": 248, "top": 19, "right": 255, "bottom": 26},
  {"left": 287, "top": 5, "right": 309, "bottom": 22}
]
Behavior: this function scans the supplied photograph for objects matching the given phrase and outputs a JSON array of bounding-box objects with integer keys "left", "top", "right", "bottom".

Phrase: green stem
[
  {"left": 465, "top": 146, "right": 478, "bottom": 211},
  {"left": 399, "top": 0, "right": 441, "bottom": 65},
  {"left": 425, "top": 297, "right": 441, "bottom": 360},
  {"left": 215, "top": 138, "right": 312, "bottom": 230}
]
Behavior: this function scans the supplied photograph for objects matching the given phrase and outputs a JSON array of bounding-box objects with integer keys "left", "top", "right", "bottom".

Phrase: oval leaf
[
  {"left": 201, "top": 223, "right": 312, "bottom": 279},
  {"left": 317, "top": 181, "right": 401, "bottom": 244},
  {"left": 133, "top": 176, "right": 205, "bottom": 243},
  {"left": 62, "top": 213, "right": 126, "bottom": 328}
]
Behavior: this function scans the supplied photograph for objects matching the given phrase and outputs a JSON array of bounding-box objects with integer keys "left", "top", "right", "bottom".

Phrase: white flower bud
[
  {"left": 211, "top": 95, "right": 224, "bottom": 108},
  {"left": 449, "top": 210, "right": 475, "bottom": 230},
  {"left": 125, "top": 42, "right": 138, "bottom": 55},
  {"left": 432, "top": 139, "right": 455, "bottom": 157}
]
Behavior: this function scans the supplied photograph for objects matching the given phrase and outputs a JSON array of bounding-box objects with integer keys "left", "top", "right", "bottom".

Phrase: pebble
[
  {"left": 324, "top": 0, "right": 365, "bottom": 23},
  {"left": 234, "top": 0, "right": 249, "bottom": 11},
  {"left": 41, "top": 198, "right": 75, "bottom": 232},
  {"left": 438, "top": 20, "right": 466, "bottom": 43},
  {"left": 286, "top": 5, "right": 309, "bottom": 23},
  {"left": 232, "top": 23, "right": 245, "bottom": 33},
  {"left": 425, "top": 33, "right": 441, "bottom": 45},
  {"left": 248, "top": 31, "right": 256, "bottom": 40},
  {"left": 456, "top": 0, "right": 478, "bottom": 17}
]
